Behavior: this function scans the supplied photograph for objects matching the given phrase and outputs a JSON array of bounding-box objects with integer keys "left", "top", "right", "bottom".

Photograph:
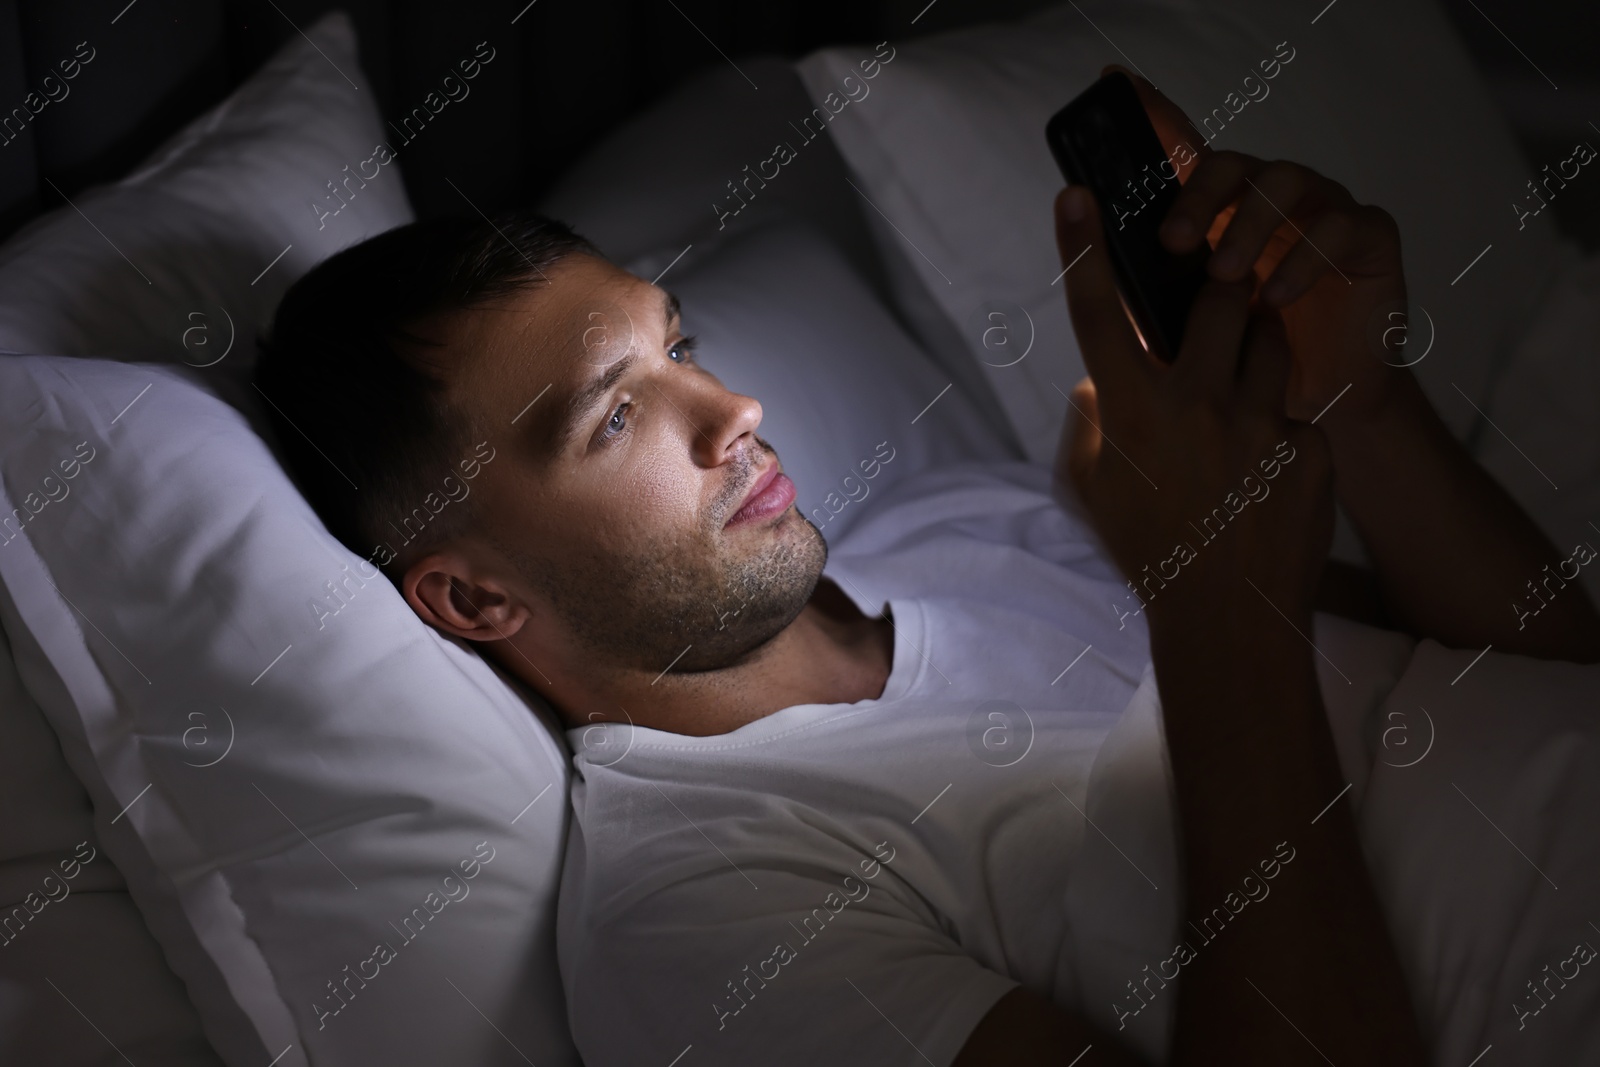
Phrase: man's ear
[{"left": 402, "top": 551, "right": 531, "bottom": 645}]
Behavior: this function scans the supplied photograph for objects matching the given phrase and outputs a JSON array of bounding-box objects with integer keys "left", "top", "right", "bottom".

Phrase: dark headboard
[
  {"left": 0, "top": 0, "right": 1057, "bottom": 242},
  {"left": 9, "top": 0, "right": 1600, "bottom": 249}
]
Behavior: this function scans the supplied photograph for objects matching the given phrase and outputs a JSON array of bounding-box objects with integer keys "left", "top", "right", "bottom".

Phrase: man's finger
[
  {"left": 1208, "top": 162, "right": 1330, "bottom": 284},
  {"left": 1173, "top": 278, "right": 1255, "bottom": 400},
  {"left": 1238, "top": 309, "right": 1294, "bottom": 416},
  {"left": 1261, "top": 205, "right": 1386, "bottom": 307},
  {"left": 1160, "top": 150, "right": 1261, "bottom": 254},
  {"left": 1054, "top": 185, "right": 1151, "bottom": 402}
]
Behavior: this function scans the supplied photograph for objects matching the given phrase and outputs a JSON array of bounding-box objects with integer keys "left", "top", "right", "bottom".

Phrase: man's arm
[
  {"left": 1318, "top": 374, "right": 1600, "bottom": 661},
  {"left": 957, "top": 183, "right": 1429, "bottom": 1065},
  {"left": 1147, "top": 598, "right": 1428, "bottom": 1065},
  {"left": 1313, "top": 558, "right": 1391, "bottom": 627}
]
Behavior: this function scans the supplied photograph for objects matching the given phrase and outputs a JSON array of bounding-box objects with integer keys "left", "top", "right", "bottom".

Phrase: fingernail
[{"left": 1063, "top": 187, "right": 1087, "bottom": 223}]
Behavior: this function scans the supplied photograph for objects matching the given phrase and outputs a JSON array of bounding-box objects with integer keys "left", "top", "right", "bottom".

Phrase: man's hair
[{"left": 254, "top": 210, "right": 602, "bottom": 572}]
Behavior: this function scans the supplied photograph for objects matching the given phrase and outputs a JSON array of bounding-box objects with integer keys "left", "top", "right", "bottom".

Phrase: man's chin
[{"left": 676, "top": 522, "right": 826, "bottom": 669}]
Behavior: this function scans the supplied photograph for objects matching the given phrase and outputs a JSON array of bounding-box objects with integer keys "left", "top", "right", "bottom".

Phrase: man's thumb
[{"left": 1053, "top": 376, "right": 1103, "bottom": 507}]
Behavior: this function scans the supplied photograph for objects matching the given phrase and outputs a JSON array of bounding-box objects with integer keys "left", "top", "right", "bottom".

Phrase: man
[{"left": 255, "top": 73, "right": 1600, "bottom": 1065}]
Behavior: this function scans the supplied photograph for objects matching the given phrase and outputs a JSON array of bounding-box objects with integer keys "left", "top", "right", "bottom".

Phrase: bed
[{"left": 0, "top": 1, "right": 1596, "bottom": 1064}]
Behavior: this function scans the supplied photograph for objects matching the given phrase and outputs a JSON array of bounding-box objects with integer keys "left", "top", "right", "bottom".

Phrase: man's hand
[
  {"left": 1110, "top": 65, "right": 1410, "bottom": 429},
  {"left": 1050, "top": 180, "right": 1334, "bottom": 630},
  {"left": 1108, "top": 65, "right": 1600, "bottom": 661},
  {"left": 1039, "top": 178, "right": 1430, "bottom": 1067}
]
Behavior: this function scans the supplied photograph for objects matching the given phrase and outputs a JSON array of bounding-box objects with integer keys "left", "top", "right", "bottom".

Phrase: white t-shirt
[{"left": 556, "top": 459, "right": 1207, "bottom": 1066}]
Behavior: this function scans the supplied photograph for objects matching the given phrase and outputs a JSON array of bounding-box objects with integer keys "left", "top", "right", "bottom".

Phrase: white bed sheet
[{"left": 1362, "top": 640, "right": 1600, "bottom": 1064}]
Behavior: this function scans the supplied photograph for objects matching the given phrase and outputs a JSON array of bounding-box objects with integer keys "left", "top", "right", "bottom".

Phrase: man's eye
[
  {"left": 596, "top": 338, "right": 695, "bottom": 448},
  {"left": 601, "top": 402, "right": 630, "bottom": 442},
  {"left": 669, "top": 335, "right": 698, "bottom": 363}
]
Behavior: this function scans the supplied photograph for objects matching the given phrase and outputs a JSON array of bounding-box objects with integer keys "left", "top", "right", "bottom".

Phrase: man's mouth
[{"left": 725, "top": 463, "right": 795, "bottom": 528}]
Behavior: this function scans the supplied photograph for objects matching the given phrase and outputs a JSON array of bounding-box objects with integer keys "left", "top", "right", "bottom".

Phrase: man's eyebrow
[
  {"left": 549, "top": 351, "right": 637, "bottom": 455},
  {"left": 540, "top": 290, "right": 683, "bottom": 457}
]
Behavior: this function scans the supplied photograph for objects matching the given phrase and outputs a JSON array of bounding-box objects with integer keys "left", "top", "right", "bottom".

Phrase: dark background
[{"left": 2, "top": 0, "right": 1598, "bottom": 247}]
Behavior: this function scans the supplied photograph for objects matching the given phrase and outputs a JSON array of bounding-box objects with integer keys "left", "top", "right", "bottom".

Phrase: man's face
[{"left": 435, "top": 253, "right": 827, "bottom": 674}]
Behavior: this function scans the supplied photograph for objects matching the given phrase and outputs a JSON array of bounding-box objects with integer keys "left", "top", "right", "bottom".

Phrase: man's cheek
[{"left": 620, "top": 453, "right": 695, "bottom": 520}]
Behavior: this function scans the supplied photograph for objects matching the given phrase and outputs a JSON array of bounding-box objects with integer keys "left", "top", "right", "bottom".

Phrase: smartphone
[{"left": 1045, "top": 72, "right": 1209, "bottom": 361}]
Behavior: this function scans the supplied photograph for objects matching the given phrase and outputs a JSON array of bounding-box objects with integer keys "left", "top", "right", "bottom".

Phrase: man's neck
[{"left": 528, "top": 578, "right": 895, "bottom": 738}]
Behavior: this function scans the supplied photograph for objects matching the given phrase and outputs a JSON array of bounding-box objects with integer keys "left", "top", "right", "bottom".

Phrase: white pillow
[
  {"left": 646, "top": 219, "right": 1017, "bottom": 544},
  {"left": 797, "top": 0, "right": 1583, "bottom": 465},
  {"left": 0, "top": 11, "right": 576, "bottom": 1067},
  {"left": 0, "top": 354, "right": 578, "bottom": 1067},
  {"left": 0, "top": 11, "right": 411, "bottom": 386},
  {"left": 1473, "top": 251, "right": 1600, "bottom": 608}
]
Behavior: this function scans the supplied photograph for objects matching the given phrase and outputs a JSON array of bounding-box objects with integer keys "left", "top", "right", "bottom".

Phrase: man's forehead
[
  {"left": 443, "top": 258, "right": 650, "bottom": 378},
  {"left": 517, "top": 257, "right": 641, "bottom": 359}
]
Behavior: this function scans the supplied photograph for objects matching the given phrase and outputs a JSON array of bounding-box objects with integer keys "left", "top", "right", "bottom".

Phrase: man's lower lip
[{"left": 726, "top": 473, "right": 795, "bottom": 527}]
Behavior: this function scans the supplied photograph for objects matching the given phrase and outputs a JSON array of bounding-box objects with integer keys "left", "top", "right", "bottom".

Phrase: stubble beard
[{"left": 511, "top": 508, "right": 829, "bottom": 674}]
